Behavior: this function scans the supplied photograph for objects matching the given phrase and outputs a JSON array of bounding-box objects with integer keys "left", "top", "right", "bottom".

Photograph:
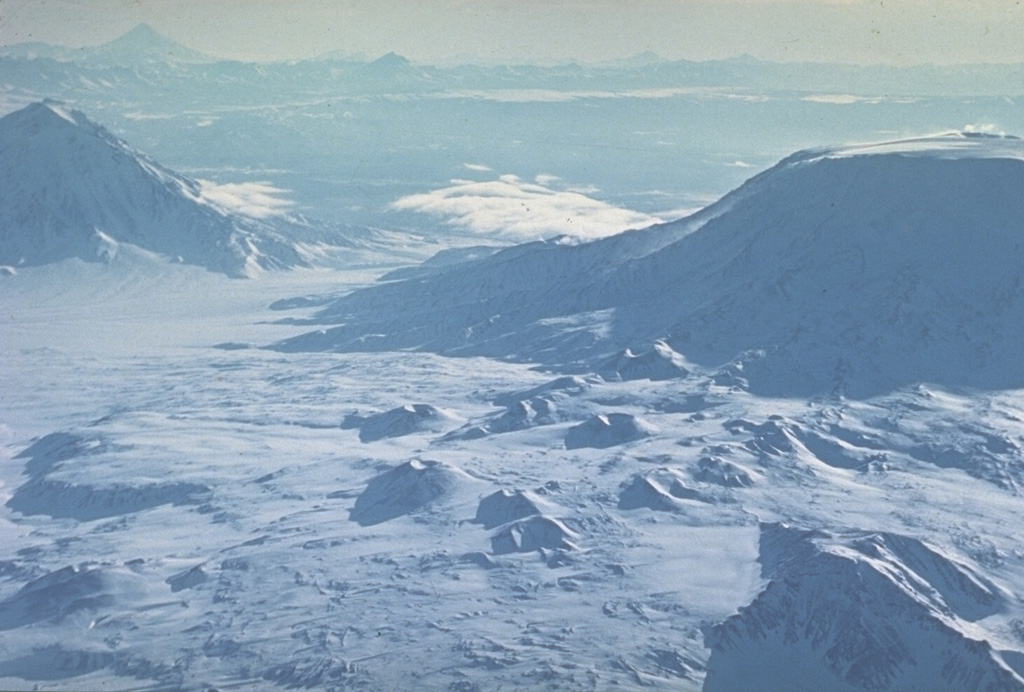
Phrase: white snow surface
[{"left": 3, "top": 134, "right": 1024, "bottom": 691}]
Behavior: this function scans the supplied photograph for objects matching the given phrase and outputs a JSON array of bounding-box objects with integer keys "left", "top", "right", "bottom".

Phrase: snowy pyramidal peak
[
  {"left": 0, "top": 23, "right": 214, "bottom": 64},
  {"left": 277, "top": 132, "right": 1024, "bottom": 396},
  {"left": 85, "top": 23, "right": 215, "bottom": 65},
  {"left": 350, "top": 51, "right": 430, "bottom": 89},
  {"left": 0, "top": 101, "right": 306, "bottom": 277}
]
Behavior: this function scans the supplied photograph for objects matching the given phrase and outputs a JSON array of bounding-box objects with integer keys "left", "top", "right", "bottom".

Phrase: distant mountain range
[
  {"left": 0, "top": 23, "right": 215, "bottom": 65},
  {"left": 3, "top": 24, "right": 1024, "bottom": 97}
]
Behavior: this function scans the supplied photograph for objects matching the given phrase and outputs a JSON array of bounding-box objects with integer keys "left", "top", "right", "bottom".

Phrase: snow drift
[{"left": 276, "top": 133, "right": 1024, "bottom": 396}]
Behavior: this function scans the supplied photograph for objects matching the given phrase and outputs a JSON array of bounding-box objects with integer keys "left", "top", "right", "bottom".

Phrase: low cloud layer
[
  {"left": 198, "top": 180, "right": 294, "bottom": 219},
  {"left": 391, "top": 174, "right": 658, "bottom": 240}
]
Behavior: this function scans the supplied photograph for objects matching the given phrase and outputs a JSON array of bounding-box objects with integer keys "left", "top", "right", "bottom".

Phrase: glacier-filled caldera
[{"left": 277, "top": 132, "right": 1024, "bottom": 398}]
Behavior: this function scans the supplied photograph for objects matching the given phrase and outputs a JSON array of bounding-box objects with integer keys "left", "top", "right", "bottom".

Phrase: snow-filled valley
[
  {"left": 7, "top": 258, "right": 1024, "bottom": 692},
  {"left": 4, "top": 23, "right": 1024, "bottom": 692}
]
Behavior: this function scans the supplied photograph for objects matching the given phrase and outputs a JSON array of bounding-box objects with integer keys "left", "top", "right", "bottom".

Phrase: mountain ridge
[
  {"left": 0, "top": 101, "right": 307, "bottom": 276},
  {"left": 275, "top": 132, "right": 1024, "bottom": 396}
]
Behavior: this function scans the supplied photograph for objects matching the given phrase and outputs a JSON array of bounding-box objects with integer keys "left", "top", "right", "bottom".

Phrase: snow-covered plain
[
  {"left": 4, "top": 24, "right": 1024, "bottom": 692},
  {"left": 5, "top": 216, "right": 1024, "bottom": 690}
]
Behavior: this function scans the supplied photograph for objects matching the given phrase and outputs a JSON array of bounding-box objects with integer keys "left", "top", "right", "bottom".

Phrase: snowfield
[
  {"left": 3, "top": 25, "right": 1024, "bottom": 689},
  {"left": 4, "top": 132, "right": 1024, "bottom": 691}
]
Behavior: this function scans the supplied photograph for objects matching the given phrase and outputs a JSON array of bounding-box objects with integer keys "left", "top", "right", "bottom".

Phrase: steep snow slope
[
  {"left": 1, "top": 101, "right": 319, "bottom": 277},
  {"left": 278, "top": 133, "right": 1024, "bottom": 396},
  {"left": 704, "top": 523, "right": 1023, "bottom": 692}
]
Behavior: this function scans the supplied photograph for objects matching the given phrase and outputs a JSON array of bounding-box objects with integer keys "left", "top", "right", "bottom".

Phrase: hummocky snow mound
[
  {"left": 0, "top": 101, "right": 306, "bottom": 277},
  {"left": 691, "top": 455, "right": 757, "bottom": 488},
  {"left": 276, "top": 133, "right": 1024, "bottom": 396},
  {"left": 349, "top": 459, "right": 473, "bottom": 526},
  {"left": 703, "top": 522, "right": 1020, "bottom": 692},
  {"left": 473, "top": 488, "right": 551, "bottom": 529},
  {"left": 444, "top": 397, "right": 559, "bottom": 440},
  {"left": 0, "top": 565, "right": 151, "bottom": 631},
  {"left": 618, "top": 467, "right": 714, "bottom": 511},
  {"left": 346, "top": 404, "right": 462, "bottom": 443},
  {"left": 6, "top": 477, "right": 210, "bottom": 521},
  {"left": 492, "top": 375, "right": 596, "bottom": 407},
  {"left": 490, "top": 516, "right": 578, "bottom": 554},
  {"left": 15, "top": 431, "right": 113, "bottom": 477},
  {"left": 599, "top": 340, "right": 689, "bottom": 381},
  {"left": 565, "top": 413, "right": 657, "bottom": 449}
]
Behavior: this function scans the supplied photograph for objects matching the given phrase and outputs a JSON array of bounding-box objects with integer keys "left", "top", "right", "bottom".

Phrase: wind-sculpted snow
[
  {"left": 165, "top": 565, "right": 208, "bottom": 593},
  {"left": 473, "top": 489, "right": 549, "bottom": 529},
  {"left": 0, "top": 565, "right": 150, "bottom": 631},
  {"left": 277, "top": 133, "right": 1024, "bottom": 397},
  {"left": 349, "top": 459, "right": 476, "bottom": 526},
  {"left": 599, "top": 340, "right": 690, "bottom": 382},
  {"left": 564, "top": 413, "right": 657, "bottom": 449},
  {"left": 15, "top": 431, "right": 114, "bottom": 477},
  {"left": 490, "top": 515, "right": 578, "bottom": 555},
  {"left": 703, "top": 523, "right": 1020, "bottom": 692},
  {"left": 618, "top": 467, "right": 724, "bottom": 511},
  {"left": 345, "top": 403, "right": 463, "bottom": 442},
  {"left": 6, "top": 477, "right": 210, "bottom": 521}
]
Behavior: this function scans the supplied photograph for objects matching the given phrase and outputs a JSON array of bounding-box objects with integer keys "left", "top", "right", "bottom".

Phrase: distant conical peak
[
  {"left": 370, "top": 52, "right": 411, "bottom": 67},
  {"left": 109, "top": 23, "right": 175, "bottom": 47},
  {"left": 95, "top": 22, "right": 212, "bottom": 62}
]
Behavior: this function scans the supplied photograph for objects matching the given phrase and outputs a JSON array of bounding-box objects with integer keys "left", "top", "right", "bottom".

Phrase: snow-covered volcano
[
  {"left": 0, "top": 101, "right": 310, "bottom": 277},
  {"left": 278, "top": 133, "right": 1024, "bottom": 396},
  {"left": 84, "top": 23, "right": 215, "bottom": 66}
]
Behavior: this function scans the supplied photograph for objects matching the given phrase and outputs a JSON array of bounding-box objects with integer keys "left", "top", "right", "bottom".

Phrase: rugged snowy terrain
[
  {"left": 3, "top": 23, "right": 1024, "bottom": 691},
  {"left": 4, "top": 128, "right": 1024, "bottom": 691},
  {"left": 280, "top": 132, "right": 1024, "bottom": 397}
]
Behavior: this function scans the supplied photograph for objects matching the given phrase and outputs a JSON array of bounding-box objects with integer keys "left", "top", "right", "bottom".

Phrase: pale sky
[{"left": 0, "top": 0, "right": 1022, "bottom": 65}]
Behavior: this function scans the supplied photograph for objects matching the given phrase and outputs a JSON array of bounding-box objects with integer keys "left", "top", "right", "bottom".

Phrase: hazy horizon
[{"left": 1, "top": 0, "right": 1022, "bottom": 67}]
